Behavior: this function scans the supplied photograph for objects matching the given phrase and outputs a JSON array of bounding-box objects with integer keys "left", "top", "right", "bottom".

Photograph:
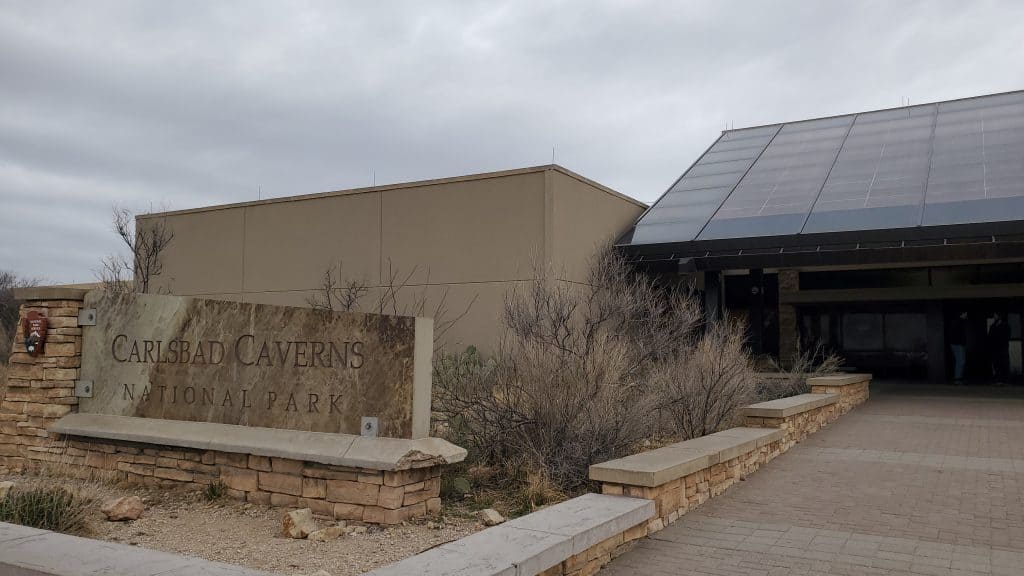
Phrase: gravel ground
[{"left": 3, "top": 474, "right": 481, "bottom": 576}]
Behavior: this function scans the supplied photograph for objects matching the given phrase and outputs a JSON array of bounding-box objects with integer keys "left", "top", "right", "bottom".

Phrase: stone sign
[{"left": 78, "top": 291, "right": 432, "bottom": 438}]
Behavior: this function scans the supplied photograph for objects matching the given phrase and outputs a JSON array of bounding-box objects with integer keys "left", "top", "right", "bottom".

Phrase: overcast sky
[{"left": 2, "top": 1, "right": 1023, "bottom": 283}]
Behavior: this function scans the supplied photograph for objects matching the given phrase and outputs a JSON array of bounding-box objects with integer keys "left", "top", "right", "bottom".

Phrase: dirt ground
[{"left": 2, "top": 473, "right": 482, "bottom": 576}]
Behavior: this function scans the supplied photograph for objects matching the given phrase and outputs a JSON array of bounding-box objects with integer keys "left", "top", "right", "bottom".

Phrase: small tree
[
  {"left": 306, "top": 264, "right": 370, "bottom": 312},
  {"left": 307, "top": 259, "right": 475, "bottom": 346},
  {"left": 98, "top": 207, "right": 173, "bottom": 293}
]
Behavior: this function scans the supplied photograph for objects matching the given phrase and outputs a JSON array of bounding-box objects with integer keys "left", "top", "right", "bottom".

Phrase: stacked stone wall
[
  {"left": 38, "top": 436, "right": 442, "bottom": 524},
  {"left": 811, "top": 379, "right": 870, "bottom": 414},
  {"left": 745, "top": 403, "right": 840, "bottom": 450},
  {"left": 599, "top": 437, "right": 784, "bottom": 533},
  {"left": 537, "top": 522, "right": 649, "bottom": 576},
  {"left": 0, "top": 297, "right": 83, "bottom": 471}
]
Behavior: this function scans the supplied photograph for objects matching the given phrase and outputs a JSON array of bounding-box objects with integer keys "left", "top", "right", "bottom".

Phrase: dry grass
[{"left": 0, "top": 465, "right": 111, "bottom": 535}]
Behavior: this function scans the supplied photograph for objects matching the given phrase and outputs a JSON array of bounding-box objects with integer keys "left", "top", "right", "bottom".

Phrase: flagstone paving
[{"left": 603, "top": 384, "right": 1024, "bottom": 575}]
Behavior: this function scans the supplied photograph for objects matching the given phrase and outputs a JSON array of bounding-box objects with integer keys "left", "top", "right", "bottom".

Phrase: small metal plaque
[
  {"left": 74, "top": 380, "right": 94, "bottom": 398},
  {"left": 78, "top": 308, "right": 97, "bottom": 326},
  {"left": 360, "top": 416, "right": 378, "bottom": 438}
]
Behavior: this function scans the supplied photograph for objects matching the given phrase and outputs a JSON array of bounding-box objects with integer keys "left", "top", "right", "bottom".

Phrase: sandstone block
[
  {"left": 326, "top": 479, "right": 379, "bottom": 505},
  {"left": 270, "top": 493, "right": 299, "bottom": 507},
  {"left": 333, "top": 502, "right": 365, "bottom": 521},
  {"left": 259, "top": 471, "right": 302, "bottom": 495},
  {"left": 478, "top": 508, "right": 505, "bottom": 526},
  {"left": 214, "top": 452, "right": 248, "bottom": 468},
  {"left": 22, "top": 403, "right": 71, "bottom": 418},
  {"left": 308, "top": 525, "right": 346, "bottom": 542},
  {"left": 383, "top": 468, "right": 428, "bottom": 487},
  {"left": 221, "top": 467, "right": 259, "bottom": 492},
  {"left": 425, "top": 497, "right": 441, "bottom": 515},
  {"left": 357, "top": 472, "right": 384, "bottom": 485},
  {"left": 6, "top": 364, "right": 43, "bottom": 380},
  {"left": 298, "top": 497, "right": 335, "bottom": 517},
  {"left": 43, "top": 343, "right": 77, "bottom": 357},
  {"left": 101, "top": 496, "right": 144, "bottom": 521},
  {"left": 282, "top": 508, "right": 316, "bottom": 538},
  {"left": 302, "top": 477, "right": 327, "bottom": 499},
  {"left": 154, "top": 467, "right": 193, "bottom": 482},
  {"left": 385, "top": 502, "right": 426, "bottom": 524},
  {"left": 271, "top": 457, "right": 304, "bottom": 475},
  {"left": 248, "top": 455, "right": 272, "bottom": 471},
  {"left": 247, "top": 491, "right": 271, "bottom": 505},
  {"left": 377, "top": 485, "right": 405, "bottom": 509},
  {"left": 362, "top": 505, "right": 386, "bottom": 524}
]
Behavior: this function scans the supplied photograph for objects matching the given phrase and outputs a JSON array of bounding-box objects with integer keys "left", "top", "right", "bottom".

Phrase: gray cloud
[{"left": 2, "top": 0, "right": 1023, "bottom": 282}]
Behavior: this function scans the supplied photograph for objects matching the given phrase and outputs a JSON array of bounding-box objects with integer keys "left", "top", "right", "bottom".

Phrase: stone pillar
[
  {"left": 703, "top": 270, "right": 722, "bottom": 324},
  {"left": 777, "top": 269, "right": 799, "bottom": 367},
  {"left": 0, "top": 287, "right": 89, "bottom": 472},
  {"left": 748, "top": 269, "right": 764, "bottom": 355},
  {"left": 926, "top": 301, "right": 946, "bottom": 383}
]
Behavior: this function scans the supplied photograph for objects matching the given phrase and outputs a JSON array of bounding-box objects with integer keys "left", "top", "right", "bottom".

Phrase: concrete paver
[{"left": 603, "top": 384, "right": 1024, "bottom": 575}]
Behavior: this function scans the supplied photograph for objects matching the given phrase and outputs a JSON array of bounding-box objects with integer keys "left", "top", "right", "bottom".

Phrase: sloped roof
[{"left": 625, "top": 90, "right": 1024, "bottom": 252}]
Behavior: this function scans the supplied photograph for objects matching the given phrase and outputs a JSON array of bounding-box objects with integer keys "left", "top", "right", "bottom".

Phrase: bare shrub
[
  {"left": 656, "top": 320, "right": 759, "bottom": 439},
  {"left": 433, "top": 249, "right": 758, "bottom": 494},
  {"left": 98, "top": 207, "right": 173, "bottom": 293},
  {"left": 759, "top": 343, "right": 844, "bottom": 400}
]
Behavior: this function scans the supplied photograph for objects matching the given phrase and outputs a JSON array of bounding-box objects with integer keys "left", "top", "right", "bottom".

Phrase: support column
[
  {"left": 703, "top": 270, "right": 722, "bottom": 324},
  {"left": 926, "top": 300, "right": 946, "bottom": 383},
  {"left": 777, "top": 269, "right": 799, "bottom": 367},
  {"left": 749, "top": 269, "right": 765, "bottom": 355}
]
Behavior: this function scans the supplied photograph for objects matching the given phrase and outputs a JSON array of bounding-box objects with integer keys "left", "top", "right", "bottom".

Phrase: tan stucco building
[{"left": 140, "top": 165, "right": 646, "bottom": 352}]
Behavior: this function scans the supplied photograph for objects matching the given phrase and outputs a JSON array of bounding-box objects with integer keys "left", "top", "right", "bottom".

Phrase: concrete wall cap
[
  {"left": 1, "top": 521, "right": 276, "bottom": 575},
  {"left": 742, "top": 393, "right": 839, "bottom": 418},
  {"left": 12, "top": 286, "right": 93, "bottom": 301},
  {"left": 363, "top": 493, "right": 654, "bottom": 576},
  {"left": 589, "top": 427, "right": 782, "bottom": 487},
  {"left": 50, "top": 413, "right": 466, "bottom": 471},
  {"left": 807, "top": 374, "right": 872, "bottom": 387}
]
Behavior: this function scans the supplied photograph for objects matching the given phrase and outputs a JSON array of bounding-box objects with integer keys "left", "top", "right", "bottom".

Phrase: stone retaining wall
[
  {"left": 743, "top": 395, "right": 841, "bottom": 450},
  {"left": 590, "top": 378, "right": 871, "bottom": 538},
  {"left": 809, "top": 374, "right": 871, "bottom": 414},
  {"left": 54, "top": 436, "right": 441, "bottom": 524},
  {"left": 597, "top": 435, "right": 784, "bottom": 532},
  {"left": 365, "top": 493, "right": 654, "bottom": 576}
]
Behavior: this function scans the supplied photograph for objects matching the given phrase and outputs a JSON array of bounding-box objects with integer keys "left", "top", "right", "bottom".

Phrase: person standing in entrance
[
  {"left": 988, "top": 313, "right": 1011, "bottom": 384},
  {"left": 950, "top": 312, "right": 968, "bottom": 383}
]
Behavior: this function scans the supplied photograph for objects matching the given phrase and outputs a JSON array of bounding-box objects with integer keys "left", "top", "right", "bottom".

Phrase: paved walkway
[{"left": 604, "top": 384, "right": 1024, "bottom": 576}]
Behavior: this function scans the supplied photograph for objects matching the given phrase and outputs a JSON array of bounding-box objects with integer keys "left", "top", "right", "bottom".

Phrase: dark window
[{"left": 842, "top": 313, "right": 883, "bottom": 351}]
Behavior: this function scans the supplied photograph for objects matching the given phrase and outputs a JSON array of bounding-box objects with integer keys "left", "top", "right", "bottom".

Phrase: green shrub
[
  {"left": 0, "top": 484, "right": 95, "bottom": 534},
  {"left": 203, "top": 480, "right": 228, "bottom": 501}
]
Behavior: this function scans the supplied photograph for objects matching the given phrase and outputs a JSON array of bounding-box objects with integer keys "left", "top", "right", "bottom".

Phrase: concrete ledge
[
  {"left": 11, "top": 286, "right": 91, "bottom": 302},
  {"left": 0, "top": 521, "right": 274, "bottom": 575},
  {"left": 807, "top": 373, "right": 872, "bottom": 387},
  {"left": 742, "top": 393, "right": 839, "bottom": 418},
  {"left": 363, "top": 493, "right": 654, "bottom": 576},
  {"left": 50, "top": 413, "right": 466, "bottom": 471},
  {"left": 589, "top": 427, "right": 783, "bottom": 487}
]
